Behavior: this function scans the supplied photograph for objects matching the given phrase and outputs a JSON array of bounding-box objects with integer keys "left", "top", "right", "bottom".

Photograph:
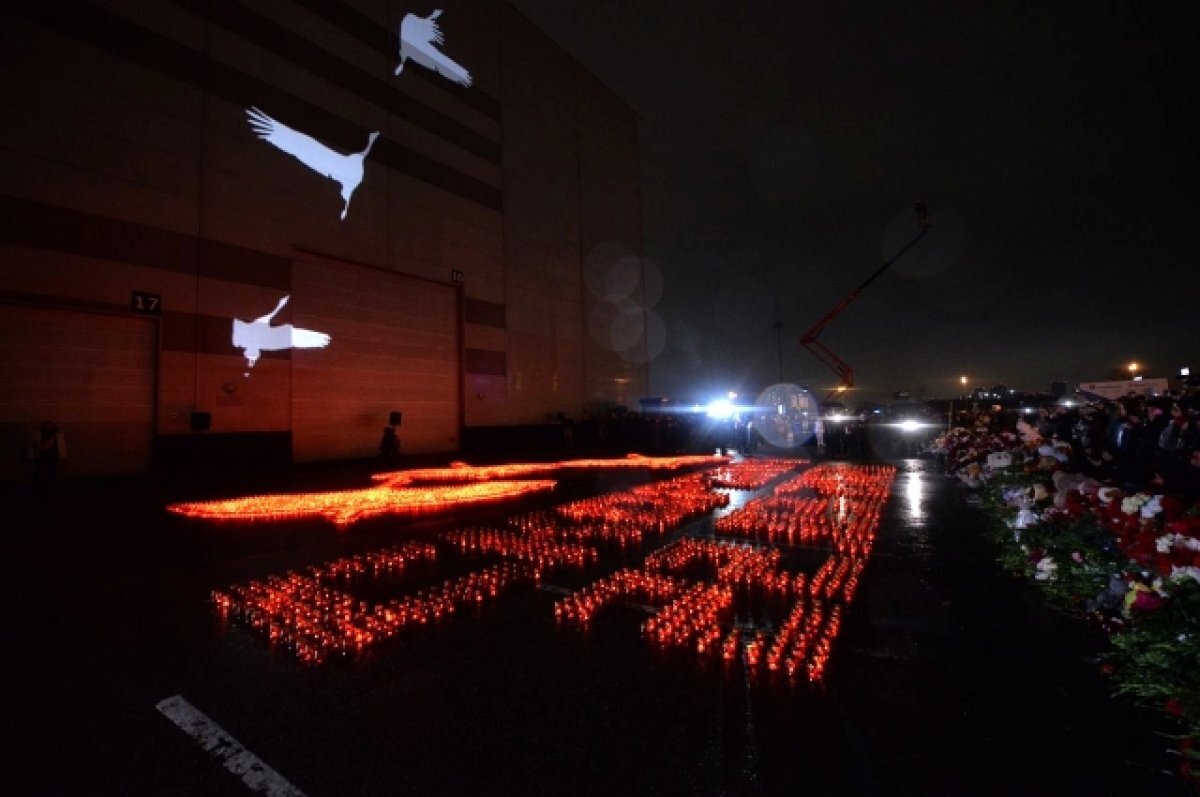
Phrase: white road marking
[{"left": 156, "top": 694, "right": 306, "bottom": 796}]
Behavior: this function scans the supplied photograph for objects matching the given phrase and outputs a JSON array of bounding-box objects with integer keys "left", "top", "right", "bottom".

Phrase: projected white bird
[
  {"left": 246, "top": 107, "right": 380, "bottom": 220},
  {"left": 395, "top": 9, "right": 472, "bottom": 86},
  {"left": 232, "top": 295, "right": 331, "bottom": 369}
]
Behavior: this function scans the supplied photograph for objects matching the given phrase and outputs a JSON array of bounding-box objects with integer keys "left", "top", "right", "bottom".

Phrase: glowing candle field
[
  {"left": 206, "top": 458, "right": 895, "bottom": 681},
  {"left": 555, "top": 463, "right": 894, "bottom": 684},
  {"left": 169, "top": 454, "right": 727, "bottom": 527}
]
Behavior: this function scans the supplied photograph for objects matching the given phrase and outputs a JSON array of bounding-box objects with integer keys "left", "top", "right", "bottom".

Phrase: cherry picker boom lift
[{"left": 799, "top": 201, "right": 930, "bottom": 402}]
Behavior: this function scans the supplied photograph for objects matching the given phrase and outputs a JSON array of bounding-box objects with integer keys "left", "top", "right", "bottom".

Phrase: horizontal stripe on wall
[
  {"left": 290, "top": 0, "right": 501, "bottom": 121},
  {"left": 0, "top": 195, "right": 291, "bottom": 291},
  {"left": 464, "top": 297, "right": 506, "bottom": 328},
  {"left": 21, "top": 4, "right": 503, "bottom": 212},
  {"left": 464, "top": 347, "right": 506, "bottom": 376},
  {"left": 166, "top": 0, "right": 500, "bottom": 164},
  {"left": 0, "top": 289, "right": 138, "bottom": 319}
]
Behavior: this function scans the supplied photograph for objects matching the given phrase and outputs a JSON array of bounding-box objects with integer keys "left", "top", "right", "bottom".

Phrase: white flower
[
  {"left": 1035, "top": 557, "right": 1058, "bottom": 581},
  {"left": 1014, "top": 508, "right": 1040, "bottom": 529},
  {"left": 1156, "top": 533, "right": 1200, "bottom": 554},
  {"left": 1121, "top": 494, "right": 1149, "bottom": 515},
  {"left": 1169, "top": 566, "right": 1200, "bottom": 586},
  {"left": 1139, "top": 495, "right": 1163, "bottom": 519}
]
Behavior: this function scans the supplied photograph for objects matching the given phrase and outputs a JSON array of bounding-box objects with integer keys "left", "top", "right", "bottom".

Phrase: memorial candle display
[
  {"left": 171, "top": 454, "right": 727, "bottom": 527},
  {"left": 208, "top": 458, "right": 893, "bottom": 680}
]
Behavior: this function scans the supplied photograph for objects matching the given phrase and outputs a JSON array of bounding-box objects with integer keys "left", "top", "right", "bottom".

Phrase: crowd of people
[
  {"left": 930, "top": 388, "right": 1200, "bottom": 785},
  {"left": 940, "top": 391, "right": 1200, "bottom": 501}
]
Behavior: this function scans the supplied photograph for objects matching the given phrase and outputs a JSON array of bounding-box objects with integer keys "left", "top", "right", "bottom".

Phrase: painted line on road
[{"left": 156, "top": 694, "right": 306, "bottom": 797}]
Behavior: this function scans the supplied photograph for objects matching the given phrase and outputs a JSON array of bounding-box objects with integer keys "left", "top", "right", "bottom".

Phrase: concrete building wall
[{"left": 0, "top": 1, "right": 645, "bottom": 476}]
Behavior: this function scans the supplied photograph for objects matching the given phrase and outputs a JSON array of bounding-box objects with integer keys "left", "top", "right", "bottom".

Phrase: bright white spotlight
[
  {"left": 706, "top": 398, "right": 734, "bottom": 419},
  {"left": 898, "top": 419, "right": 923, "bottom": 433}
]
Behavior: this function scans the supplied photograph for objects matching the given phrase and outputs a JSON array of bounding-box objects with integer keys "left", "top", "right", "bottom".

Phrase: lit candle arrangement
[
  {"left": 172, "top": 454, "right": 728, "bottom": 528},
  {"left": 506, "top": 510, "right": 646, "bottom": 548},
  {"left": 555, "top": 472, "right": 730, "bottom": 530},
  {"left": 642, "top": 582, "right": 732, "bottom": 649},
  {"left": 208, "top": 459, "right": 896, "bottom": 678},
  {"left": 169, "top": 479, "right": 557, "bottom": 527},
  {"left": 713, "top": 495, "right": 831, "bottom": 544},
  {"left": 706, "top": 457, "right": 807, "bottom": 490},
  {"left": 442, "top": 527, "right": 597, "bottom": 569},
  {"left": 214, "top": 562, "right": 531, "bottom": 664},
  {"left": 309, "top": 541, "right": 438, "bottom": 582},
  {"left": 557, "top": 463, "right": 896, "bottom": 685}
]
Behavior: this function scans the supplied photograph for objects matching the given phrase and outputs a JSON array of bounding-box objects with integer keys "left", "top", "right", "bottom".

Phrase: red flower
[
  {"left": 1165, "top": 697, "right": 1184, "bottom": 716},
  {"left": 1160, "top": 495, "right": 1186, "bottom": 521},
  {"left": 1130, "top": 590, "right": 1165, "bottom": 613},
  {"left": 1168, "top": 519, "right": 1194, "bottom": 536}
]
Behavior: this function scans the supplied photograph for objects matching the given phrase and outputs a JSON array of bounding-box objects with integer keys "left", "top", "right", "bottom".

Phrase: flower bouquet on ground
[{"left": 943, "top": 410, "right": 1200, "bottom": 787}]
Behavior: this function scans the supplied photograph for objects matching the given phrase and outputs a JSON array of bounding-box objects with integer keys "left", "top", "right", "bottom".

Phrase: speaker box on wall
[
  {"left": 190, "top": 411, "right": 211, "bottom": 432},
  {"left": 389, "top": 411, "right": 402, "bottom": 427}
]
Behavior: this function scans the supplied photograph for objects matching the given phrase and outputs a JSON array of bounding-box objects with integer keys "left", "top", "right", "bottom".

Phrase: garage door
[
  {"left": 0, "top": 303, "right": 156, "bottom": 480},
  {"left": 291, "top": 255, "right": 460, "bottom": 462}
]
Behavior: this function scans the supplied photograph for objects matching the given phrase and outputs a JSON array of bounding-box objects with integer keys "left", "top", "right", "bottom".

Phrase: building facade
[{"left": 0, "top": 1, "right": 648, "bottom": 478}]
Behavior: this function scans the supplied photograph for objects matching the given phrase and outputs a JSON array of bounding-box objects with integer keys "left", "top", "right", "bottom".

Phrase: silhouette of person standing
[
  {"left": 379, "top": 425, "right": 400, "bottom": 458},
  {"left": 29, "top": 420, "right": 66, "bottom": 481}
]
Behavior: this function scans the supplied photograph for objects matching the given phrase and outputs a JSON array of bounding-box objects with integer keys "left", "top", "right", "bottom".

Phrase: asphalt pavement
[{"left": 4, "top": 450, "right": 1193, "bottom": 796}]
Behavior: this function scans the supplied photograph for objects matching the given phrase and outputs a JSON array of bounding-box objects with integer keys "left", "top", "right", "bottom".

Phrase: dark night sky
[{"left": 507, "top": 0, "right": 1198, "bottom": 404}]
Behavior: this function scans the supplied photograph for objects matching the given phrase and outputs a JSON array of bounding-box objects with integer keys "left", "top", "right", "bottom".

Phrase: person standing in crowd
[
  {"left": 1104, "top": 401, "right": 1125, "bottom": 448},
  {"left": 28, "top": 420, "right": 66, "bottom": 481}
]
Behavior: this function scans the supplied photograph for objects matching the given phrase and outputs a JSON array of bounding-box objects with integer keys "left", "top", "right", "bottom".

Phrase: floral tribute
[{"left": 929, "top": 414, "right": 1200, "bottom": 787}]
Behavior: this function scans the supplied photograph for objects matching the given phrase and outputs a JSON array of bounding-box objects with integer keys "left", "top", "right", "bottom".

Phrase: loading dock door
[
  {"left": 0, "top": 303, "right": 156, "bottom": 480},
  {"left": 291, "top": 256, "right": 460, "bottom": 462}
]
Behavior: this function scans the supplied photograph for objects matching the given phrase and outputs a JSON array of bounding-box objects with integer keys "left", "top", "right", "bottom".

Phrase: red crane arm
[{"left": 798, "top": 202, "right": 929, "bottom": 400}]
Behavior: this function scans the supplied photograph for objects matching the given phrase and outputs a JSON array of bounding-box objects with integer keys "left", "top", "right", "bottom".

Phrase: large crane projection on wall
[{"left": 800, "top": 201, "right": 930, "bottom": 401}]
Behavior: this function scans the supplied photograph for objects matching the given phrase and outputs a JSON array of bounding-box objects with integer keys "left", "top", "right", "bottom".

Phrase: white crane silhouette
[
  {"left": 395, "top": 9, "right": 472, "bottom": 87},
  {"left": 246, "top": 107, "right": 380, "bottom": 220},
  {"left": 232, "top": 295, "right": 331, "bottom": 369}
]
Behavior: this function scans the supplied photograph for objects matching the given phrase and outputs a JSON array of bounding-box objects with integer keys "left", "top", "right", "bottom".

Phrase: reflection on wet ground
[{"left": 5, "top": 454, "right": 1193, "bottom": 796}]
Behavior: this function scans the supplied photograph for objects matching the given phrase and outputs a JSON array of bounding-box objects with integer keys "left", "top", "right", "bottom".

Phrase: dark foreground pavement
[{"left": 3, "top": 452, "right": 1193, "bottom": 796}]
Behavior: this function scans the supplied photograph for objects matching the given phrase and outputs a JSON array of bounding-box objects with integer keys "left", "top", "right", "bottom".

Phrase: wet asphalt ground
[{"left": 4, "top": 450, "right": 1194, "bottom": 796}]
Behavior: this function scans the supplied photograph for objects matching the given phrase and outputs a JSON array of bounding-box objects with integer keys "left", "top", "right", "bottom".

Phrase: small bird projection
[
  {"left": 232, "top": 295, "right": 331, "bottom": 369},
  {"left": 246, "top": 107, "right": 379, "bottom": 220},
  {"left": 395, "top": 9, "right": 472, "bottom": 87}
]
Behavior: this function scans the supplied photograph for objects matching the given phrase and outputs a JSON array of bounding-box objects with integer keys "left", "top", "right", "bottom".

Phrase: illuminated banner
[
  {"left": 232, "top": 295, "right": 331, "bottom": 369},
  {"left": 395, "top": 9, "right": 472, "bottom": 86},
  {"left": 246, "top": 107, "right": 379, "bottom": 220},
  {"left": 1076, "top": 378, "right": 1169, "bottom": 401}
]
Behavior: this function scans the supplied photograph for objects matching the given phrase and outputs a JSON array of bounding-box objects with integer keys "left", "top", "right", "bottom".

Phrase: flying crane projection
[
  {"left": 395, "top": 9, "right": 472, "bottom": 86},
  {"left": 233, "top": 295, "right": 331, "bottom": 369},
  {"left": 799, "top": 201, "right": 930, "bottom": 401},
  {"left": 246, "top": 107, "right": 379, "bottom": 220}
]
